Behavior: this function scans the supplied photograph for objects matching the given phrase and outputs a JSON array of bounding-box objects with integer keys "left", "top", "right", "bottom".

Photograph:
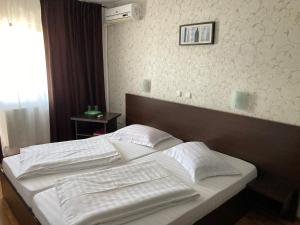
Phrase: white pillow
[
  {"left": 110, "top": 124, "right": 173, "bottom": 148},
  {"left": 165, "top": 142, "right": 240, "bottom": 182}
]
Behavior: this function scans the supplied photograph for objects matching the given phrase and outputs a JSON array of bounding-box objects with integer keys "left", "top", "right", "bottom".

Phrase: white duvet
[
  {"left": 55, "top": 161, "right": 199, "bottom": 225},
  {"left": 18, "top": 137, "right": 122, "bottom": 179}
]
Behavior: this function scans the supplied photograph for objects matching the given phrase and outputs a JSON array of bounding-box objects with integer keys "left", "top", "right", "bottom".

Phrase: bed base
[
  {"left": 1, "top": 169, "right": 248, "bottom": 225},
  {"left": 1, "top": 171, "right": 40, "bottom": 225},
  {"left": 195, "top": 191, "right": 249, "bottom": 225}
]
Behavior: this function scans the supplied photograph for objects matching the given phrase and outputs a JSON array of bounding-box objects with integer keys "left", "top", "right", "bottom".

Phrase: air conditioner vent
[{"left": 105, "top": 4, "right": 140, "bottom": 24}]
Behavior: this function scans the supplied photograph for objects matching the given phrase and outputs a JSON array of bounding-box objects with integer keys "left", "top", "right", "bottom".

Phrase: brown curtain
[{"left": 40, "top": 0, "right": 106, "bottom": 142}]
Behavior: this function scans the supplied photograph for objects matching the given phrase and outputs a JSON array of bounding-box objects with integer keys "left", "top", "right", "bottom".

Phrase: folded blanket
[
  {"left": 56, "top": 161, "right": 199, "bottom": 225},
  {"left": 18, "top": 137, "right": 122, "bottom": 179}
]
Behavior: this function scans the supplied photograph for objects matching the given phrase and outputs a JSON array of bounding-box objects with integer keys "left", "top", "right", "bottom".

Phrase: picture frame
[{"left": 179, "top": 22, "right": 215, "bottom": 46}]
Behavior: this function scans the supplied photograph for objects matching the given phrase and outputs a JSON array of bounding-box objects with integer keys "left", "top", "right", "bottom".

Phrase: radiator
[{"left": 0, "top": 108, "right": 50, "bottom": 156}]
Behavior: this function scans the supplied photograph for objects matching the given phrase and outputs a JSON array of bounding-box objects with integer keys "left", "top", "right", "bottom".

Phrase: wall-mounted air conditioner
[{"left": 105, "top": 3, "right": 140, "bottom": 24}]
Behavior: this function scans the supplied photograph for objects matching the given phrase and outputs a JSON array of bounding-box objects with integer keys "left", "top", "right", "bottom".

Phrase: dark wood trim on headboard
[{"left": 126, "top": 94, "right": 300, "bottom": 186}]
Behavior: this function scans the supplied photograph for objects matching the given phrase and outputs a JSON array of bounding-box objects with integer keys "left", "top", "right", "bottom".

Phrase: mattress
[
  {"left": 32, "top": 150, "right": 257, "bottom": 225},
  {"left": 2, "top": 135, "right": 182, "bottom": 207}
]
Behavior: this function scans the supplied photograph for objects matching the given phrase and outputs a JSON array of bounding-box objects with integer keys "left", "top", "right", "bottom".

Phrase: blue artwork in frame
[{"left": 179, "top": 22, "right": 215, "bottom": 46}]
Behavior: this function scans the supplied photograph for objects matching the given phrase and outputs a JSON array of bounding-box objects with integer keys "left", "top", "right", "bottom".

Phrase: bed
[
  {"left": 2, "top": 93, "right": 300, "bottom": 225},
  {"left": 31, "top": 150, "right": 257, "bottom": 225},
  {"left": 1, "top": 133, "right": 182, "bottom": 207}
]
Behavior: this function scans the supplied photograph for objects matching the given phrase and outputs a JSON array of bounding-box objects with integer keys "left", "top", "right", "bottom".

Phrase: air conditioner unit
[{"left": 105, "top": 4, "right": 140, "bottom": 24}]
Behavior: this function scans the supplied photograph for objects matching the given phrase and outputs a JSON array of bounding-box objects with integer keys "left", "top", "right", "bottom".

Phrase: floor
[
  {"left": 236, "top": 211, "right": 300, "bottom": 225},
  {"left": 0, "top": 179, "right": 299, "bottom": 225}
]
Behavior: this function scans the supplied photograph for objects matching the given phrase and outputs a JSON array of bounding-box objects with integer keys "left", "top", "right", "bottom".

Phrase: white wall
[
  {"left": 107, "top": 0, "right": 300, "bottom": 127},
  {"left": 106, "top": 0, "right": 300, "bottom": 217}
]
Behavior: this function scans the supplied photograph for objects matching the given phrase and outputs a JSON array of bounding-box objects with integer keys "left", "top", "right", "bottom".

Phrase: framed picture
[{"left": 179, "top": 22, "right": 215, "bottom": 46}]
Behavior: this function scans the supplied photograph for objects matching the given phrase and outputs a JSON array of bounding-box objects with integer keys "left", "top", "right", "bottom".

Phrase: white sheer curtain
[{"left": 0, "top": 0, "right": 50, "bottom": 156}]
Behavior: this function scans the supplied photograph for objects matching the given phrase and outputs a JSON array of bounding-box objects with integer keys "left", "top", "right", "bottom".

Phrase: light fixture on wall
[
  {"left": 231, "top": 91, "right": 250, "bottom": 110},
  {"left": 142, "top": 79, "right": 151, "bottom": 93}
]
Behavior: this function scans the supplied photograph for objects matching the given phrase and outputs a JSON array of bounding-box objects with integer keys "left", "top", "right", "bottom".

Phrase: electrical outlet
[
  {"left": 176, "top": 90, "right": 182, "bottom": 97},
  {"left": 185, "top": 92, "right": 192, "bottom": 99}
]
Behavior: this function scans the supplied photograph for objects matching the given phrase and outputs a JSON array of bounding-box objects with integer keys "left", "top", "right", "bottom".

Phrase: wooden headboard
[{"left": 126, "top": 94, "right": 300, "bottom": 186}]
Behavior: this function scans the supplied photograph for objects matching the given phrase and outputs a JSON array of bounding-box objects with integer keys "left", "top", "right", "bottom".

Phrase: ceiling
[{"left": 78, "top": 0, "right": 119, "bottom": 5}]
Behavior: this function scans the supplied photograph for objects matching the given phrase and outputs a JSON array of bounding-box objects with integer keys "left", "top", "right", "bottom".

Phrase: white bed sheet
[
  {"left": 32, "top": 150, "right": 257, "bottom": 225},
  {"left": 2, "top": 135, "right": 182, "bottom": 207}
]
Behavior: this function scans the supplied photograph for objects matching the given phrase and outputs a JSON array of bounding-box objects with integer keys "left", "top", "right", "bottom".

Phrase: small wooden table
[
  {"left": 71, "top": 112, "right": 121, "bottom": 139},
  {"left": 246, "top": 176, "right": 299, "bottom": 221}
]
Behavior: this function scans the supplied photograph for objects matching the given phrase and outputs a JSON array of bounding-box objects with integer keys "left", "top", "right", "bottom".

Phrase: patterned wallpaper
[{"left": 107, "top": 0, "right": 300, "bottom": 126}]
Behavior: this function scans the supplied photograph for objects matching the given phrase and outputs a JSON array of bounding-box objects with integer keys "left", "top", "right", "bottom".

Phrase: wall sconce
[
  {"left": 231, "top": 91, "right": 250, "bottom": 110},
  {"left": 142, "top": 79, "right": 151, "bottom": 93}
]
